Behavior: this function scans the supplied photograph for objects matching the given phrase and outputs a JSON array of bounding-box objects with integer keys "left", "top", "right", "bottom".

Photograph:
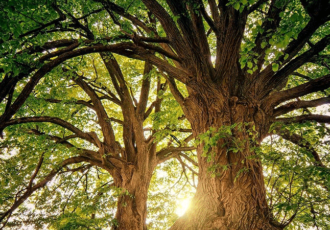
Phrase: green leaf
[
  {"left": 272, "top": 63, "right": 279, "bottom": 72},
  {"left": 233, "top": 2, "right": 240, "bottom": 10}
]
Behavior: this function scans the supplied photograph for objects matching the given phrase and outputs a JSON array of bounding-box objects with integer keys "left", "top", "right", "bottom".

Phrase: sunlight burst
[{"left": 175, "top": 198, "right": 191, "bottom": 216}]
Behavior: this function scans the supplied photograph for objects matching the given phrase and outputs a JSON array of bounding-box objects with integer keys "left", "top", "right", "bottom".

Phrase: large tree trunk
[
  {"left": 110, "top": 138, "right": 157, "bottom": 230},
  {"left": 112, "top": 169, "right": 153, "bottom": 230},
  {"left": 170, "top": 92, "right": 282, "bottom": 230}
]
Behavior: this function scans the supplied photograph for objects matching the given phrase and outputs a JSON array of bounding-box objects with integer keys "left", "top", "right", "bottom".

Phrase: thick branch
[
  {"left": 276, "top": 115, "right": 330, "bottom": 124},
  {"left": 267, "top": 73, "right": 330, "bottom": 107},
  {"left": 137, "top": 62, "right": 152, "bottom": 119},
  {"left": 71, "top": 72, "right": 116, "bottom": 149},
  {"left": 141, "top": 0, "right": 187, "bottom": 58},
  {"left": 274, "top": 97, "right": 330, "bottom": 117}
]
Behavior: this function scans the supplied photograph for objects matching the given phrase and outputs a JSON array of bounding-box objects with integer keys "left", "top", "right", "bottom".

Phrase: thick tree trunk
[
  {"left": 112, "top": 170, "right": 152, "bottom": 230},
  {"left": 170, "top": 95, "right": 282, "bottom": 230},
  {"left": 111, "top": 141, "right": 157, "bottom": 230},
  {"left": 170, "top": 147, "right": 281, "bottom": 230}
]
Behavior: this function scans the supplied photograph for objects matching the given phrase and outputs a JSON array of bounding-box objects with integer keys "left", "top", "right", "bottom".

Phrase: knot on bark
[{"left": 229, "top": 96, "right": 238, "bottom": 107}]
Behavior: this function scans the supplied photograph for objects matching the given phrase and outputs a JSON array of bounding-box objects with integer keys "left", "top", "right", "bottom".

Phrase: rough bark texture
[
  {"left": 2, "top": 0, "right": 330, "bottom": 229},
  {"left": 170, "top": 88, "right": 281, "bottom": 230},
  {"left": 113, "top": 166, "right": 154, "bottom": 230}
]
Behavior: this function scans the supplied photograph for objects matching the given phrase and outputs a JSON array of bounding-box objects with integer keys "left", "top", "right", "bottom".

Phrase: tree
[
  {"left": 0, "top": 32, "right": 196, "bottom": 229},
  {"left": 1, "top": 0, "right": 330, "bottom": 229}
]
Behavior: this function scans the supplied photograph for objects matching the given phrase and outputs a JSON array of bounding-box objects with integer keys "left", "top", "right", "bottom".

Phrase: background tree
[
  {"left": 0, "top": 48, "right": 196, "bottom": 229},
  {"left": 1, "top": 0, "right": 330, "bottom": 229}
]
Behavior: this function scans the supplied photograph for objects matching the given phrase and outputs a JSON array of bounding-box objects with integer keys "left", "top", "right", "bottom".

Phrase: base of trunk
[
  {"left": 170, "top": 191, "right": 282, "bottom": 230},
  {"left": 170, "top": 144, "right": 283, "bottom": 230},
  {"left": 112, "top": 192, "right": 149, "bottom": 230},
  {"left": 112, "top": 171, "right": 151, "bottom": 230}
]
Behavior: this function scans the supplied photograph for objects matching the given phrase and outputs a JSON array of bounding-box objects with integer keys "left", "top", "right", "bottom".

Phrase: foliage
[{"left": 1, "top": 0, "right": 330, "bottom": 229}]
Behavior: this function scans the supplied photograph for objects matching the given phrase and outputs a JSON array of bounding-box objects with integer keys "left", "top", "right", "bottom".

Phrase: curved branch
[
  {"left": 0, "top": 42, "right": 138, "bottom": 131},
  {"left": 1, "top": 116, "right": 96, "bottom": 145},
  {"left": 274, "top": 97, "right": 330, "bottom": 117},
  {"left": 276, "top": 115, "right": 330, "bottom": 124},
  {"left": 0, "top": 74, "right": 20, "bottom": 105},
  {"left": 156, "top": 146, "right": 196, "bottom": 164},
  {"left": 267, "top": 73, "right": 330, "bottom": 107},
  {"left": 292, "top": 72, "right": 312, "bottom": 81}
]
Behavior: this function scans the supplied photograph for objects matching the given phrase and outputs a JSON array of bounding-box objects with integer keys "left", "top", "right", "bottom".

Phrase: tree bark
[
  {"left": 111, "top": 142, "right": 157, "bottom": 230},
  {"left": 113, "top": 171, "right": 152, "bottom": 230},
  {"left": 170, "top": 92, "right": 282, "bottom": 230}
]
